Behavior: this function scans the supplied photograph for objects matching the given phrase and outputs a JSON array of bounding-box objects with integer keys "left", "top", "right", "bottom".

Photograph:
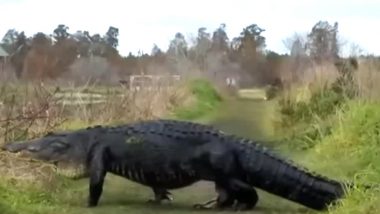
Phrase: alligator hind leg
[
  {"left": 233, "top": 187, "right": 259, "bottom": 211},
  {"left": 227, "top": 178, "right": 259, "bottom": 211},
  {"left": 193, "top": 179, "right": 258, "bottom": 211},
  {"left": 193, "top": 179, "right": 243, "bottom": 210},
  {"left": 147, "top": 188, "right": 173, "bottom": 204},
  {"left": 193, "top": 184, "right": 233, "bottom": 209},
  {"left": 192, "top": 197, "right": 218, "bottom": 209}
]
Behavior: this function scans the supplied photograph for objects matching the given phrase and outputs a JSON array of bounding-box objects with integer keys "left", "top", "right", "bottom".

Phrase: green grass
[
  {"left": 0, "top": 178, "right": 64, "bottom": 214},
  {"left": 0, "top": 174, "right": 308, "bottom": 214},
  {"left": 280, "top": 100, "right": 380, "bottom": 214},
  {"left": 172, "top": 79, "right": 222, "bottom": 120},
  {"left": 275, "top": 67, "right": 380, "bottom": 213}
]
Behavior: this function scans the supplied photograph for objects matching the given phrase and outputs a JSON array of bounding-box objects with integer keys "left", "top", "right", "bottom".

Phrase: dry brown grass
[
  {"left": 355, "top": 58, "right": 380, "bottom": 100},
  {"left": 278, "top": 61, "right": 341, "bottom": 103},
  {"left": 0, "top": 83, "right": 65, "bottom": 145},
  {"left": 0, "top": 80, "right": 193, "bottom": 183},
  {"left": 279, "top": 58, "right": 380, "bottom": 103},
  {"left": 59, "top": 80, "right": 193, "bottom": 125},
  {"left": 0, "top": 151, "right": 56, "bottom": 184}
]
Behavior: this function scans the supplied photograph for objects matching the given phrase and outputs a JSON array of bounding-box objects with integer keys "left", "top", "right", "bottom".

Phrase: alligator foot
[
  {"left": 193, "top": 197, "right": 218, "bottom": 209},
  {"left": 147, "top": 188, "right": 173, "bottom": 204},
  {"left": 234, "top": 202, "right": 253, "bottom": 211},
  {"left": 146, "top": 196, "right": 173, "bottom": 204}
]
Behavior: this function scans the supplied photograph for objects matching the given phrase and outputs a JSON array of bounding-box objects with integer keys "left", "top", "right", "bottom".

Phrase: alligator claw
[
  {"left": 165, "top": 195, "right": 173, "bottom": 201},
  {"left": 146, "top": 199, "right": 161, "bottom": 204},
  {"left": 146, "top": 195, "right": 173, "bottom": 204},
  {"left": 193, "top": 197, "right": 218, "bottom": 209},
  {"left": 87, "top": 201, "right": 97, "bottom": 208},
  {"left": 234, "top": 202, "right": 252, "bottom": 211}
]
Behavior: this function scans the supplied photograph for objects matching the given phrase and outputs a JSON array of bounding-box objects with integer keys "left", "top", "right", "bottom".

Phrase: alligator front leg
[
  {"left": 87, "top": 148, "right": 107, "bottom": 207},
  {"left": 147, "top": 188, "right": 173, "bottom": 204}
]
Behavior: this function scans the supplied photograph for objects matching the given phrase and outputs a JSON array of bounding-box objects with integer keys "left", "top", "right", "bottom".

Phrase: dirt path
[
  {"left": 58, "top": 175, "right": 311, "bottom": 214},
  {"left": 57, "top": 98, "right": 312, "bottom": 214}
]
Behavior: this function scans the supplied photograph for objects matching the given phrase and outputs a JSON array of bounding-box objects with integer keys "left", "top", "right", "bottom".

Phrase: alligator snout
[{"left": 1, "top": 141, "right": 30, "bottom": 153}]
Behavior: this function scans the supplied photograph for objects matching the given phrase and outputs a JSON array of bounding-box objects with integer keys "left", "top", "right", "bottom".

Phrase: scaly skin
[{"left": 2, "top": 119, "right": 351, "bottom": 211}]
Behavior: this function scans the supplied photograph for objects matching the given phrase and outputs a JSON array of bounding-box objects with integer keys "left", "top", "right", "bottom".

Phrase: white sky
[{"left": 1, "top": 0, "right": 379, "bottom": 56}]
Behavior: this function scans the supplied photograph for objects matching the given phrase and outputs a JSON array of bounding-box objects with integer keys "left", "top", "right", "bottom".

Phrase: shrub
[
  {"left": 278, "top": 59, "right": 359, "bottom": 149},
  {"left": 172, "top": 78, "right": 222, "bottom": 120},
  {"left": 295, "top": 101, "right": 380, "bottom": 214}
]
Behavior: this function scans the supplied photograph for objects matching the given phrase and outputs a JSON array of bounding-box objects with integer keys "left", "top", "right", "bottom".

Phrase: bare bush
[
  {"left": 355, "top": 58, "right": 380, "bottom": 100},
  {"left": 0, "top": 83, "right": 66, "bottom": 184},
  {"left": 0, "top": 79, "right": 191, "bottom": 182},
  {"left": 0, "top": 152, "right": 56, "bottom": 185},
  {"left": 0, "top": 66, "right": 18, "bottom": 84},
  {"left": 0, "top": 83, "right": 65, "bottom": 145},
  {"left": 63, "top": 80, "right": 190, "bottom": 124},
  {"left": 58, "top": 56, "right": 121, "bottom": 86}
]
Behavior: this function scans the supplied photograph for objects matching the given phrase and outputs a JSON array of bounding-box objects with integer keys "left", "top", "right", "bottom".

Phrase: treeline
[
  {"left": 1, "top": 25, "right": 123, "bottom": 82},
  {"left": 1, "top": 21, "right": 373, "bottom": 86}
]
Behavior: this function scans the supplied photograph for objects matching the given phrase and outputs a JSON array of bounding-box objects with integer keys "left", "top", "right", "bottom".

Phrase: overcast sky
[{"left": 1, "top": 0, "right": 379, "bottom": 56}]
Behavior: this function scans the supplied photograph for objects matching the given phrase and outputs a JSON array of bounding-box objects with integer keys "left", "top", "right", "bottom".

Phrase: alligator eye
[
  {"left": 27, "top": 145, "right": 41, "bottom": 152},
  {"left": 51, "top": 141, "right": 68, "bottom": 149}
]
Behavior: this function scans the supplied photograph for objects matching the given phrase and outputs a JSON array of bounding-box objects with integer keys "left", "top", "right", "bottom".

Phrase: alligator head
[{"left": 2, "top": 128, "right": 98, "bottom": 179}]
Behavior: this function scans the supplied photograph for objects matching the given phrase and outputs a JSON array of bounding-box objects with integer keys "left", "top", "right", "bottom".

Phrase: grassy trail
[{"left": 3, "top": 97, "right": 315, "bottom": 214}]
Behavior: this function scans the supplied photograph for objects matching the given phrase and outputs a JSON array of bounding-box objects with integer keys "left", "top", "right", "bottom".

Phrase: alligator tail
[{"left": 233, "top": 138, "right": 347, "bottom": 210}]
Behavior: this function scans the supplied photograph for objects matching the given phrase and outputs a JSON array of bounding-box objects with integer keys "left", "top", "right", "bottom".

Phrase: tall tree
[
  {"left": 53, "top": 24, "right": 70, "bottom": 43},
  {"left": 193, "top": 27, "right": 212, "bottom": 72},
  {"left": 283, "top": 33, "right": 307, "bottom": 57},
  {"left": 72, "top": 30, "right": 92, "bottom": 57},
  {"left": 307, "top": 21, "right": 340, "bottom": 63},
  {"left": 167, "top": 32, "right": 188, "bottom": 58},
  {"left": 210, "top": 23, "right": 229, "bottom": 53},
  {"left": 104, "top": 26, "right": 119, "bottom": 49},
  {"left": 231, "top": 24, "right": 265, "bottom": 55},
  {"left": 291, "top": 38, "right": 306, "bottom": 57},
  {"left": 52, "top": 37, "right": 79, "bottom": 76},
  {"left": 15, "top": 32, "right": 27, "bottom": 49},
  {"left": 1, "top": 29, "right": 20, "bottom": 54},
  {"left": 89, "top": 33, "right": 105, "bottom": 56},
  {"left": 20, "top": 32, "right": 53, "bottom": 79},
  {"left": 150, "top": 44, "right": 166, "bottom": 65},
  {"left": 228, "top": 24, "right": 267, "bottom": 84},
  {"left": 31, "top": 32, "right": 52, "bottom": 53},
  {"left": 4, "top": 31, "right": 31, "bottom": 78},
  {"left": 167, "top": 32, "right": 189, "bottom": 73},
  {"left": 151, "top": 44, "right": 162, "bottom": 56},
  {"left": 196, "top": 27, "right": 212, "bottom": 51}
]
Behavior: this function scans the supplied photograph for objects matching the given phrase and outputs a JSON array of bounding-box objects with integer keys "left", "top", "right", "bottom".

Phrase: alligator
[{"left": 2, "top": 119, "right": 352, "bottom": 211}]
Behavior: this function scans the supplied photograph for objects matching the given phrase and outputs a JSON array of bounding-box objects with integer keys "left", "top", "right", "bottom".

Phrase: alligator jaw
[{"left": 54, "top": 162, "right": 89, "bottom": 180}]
